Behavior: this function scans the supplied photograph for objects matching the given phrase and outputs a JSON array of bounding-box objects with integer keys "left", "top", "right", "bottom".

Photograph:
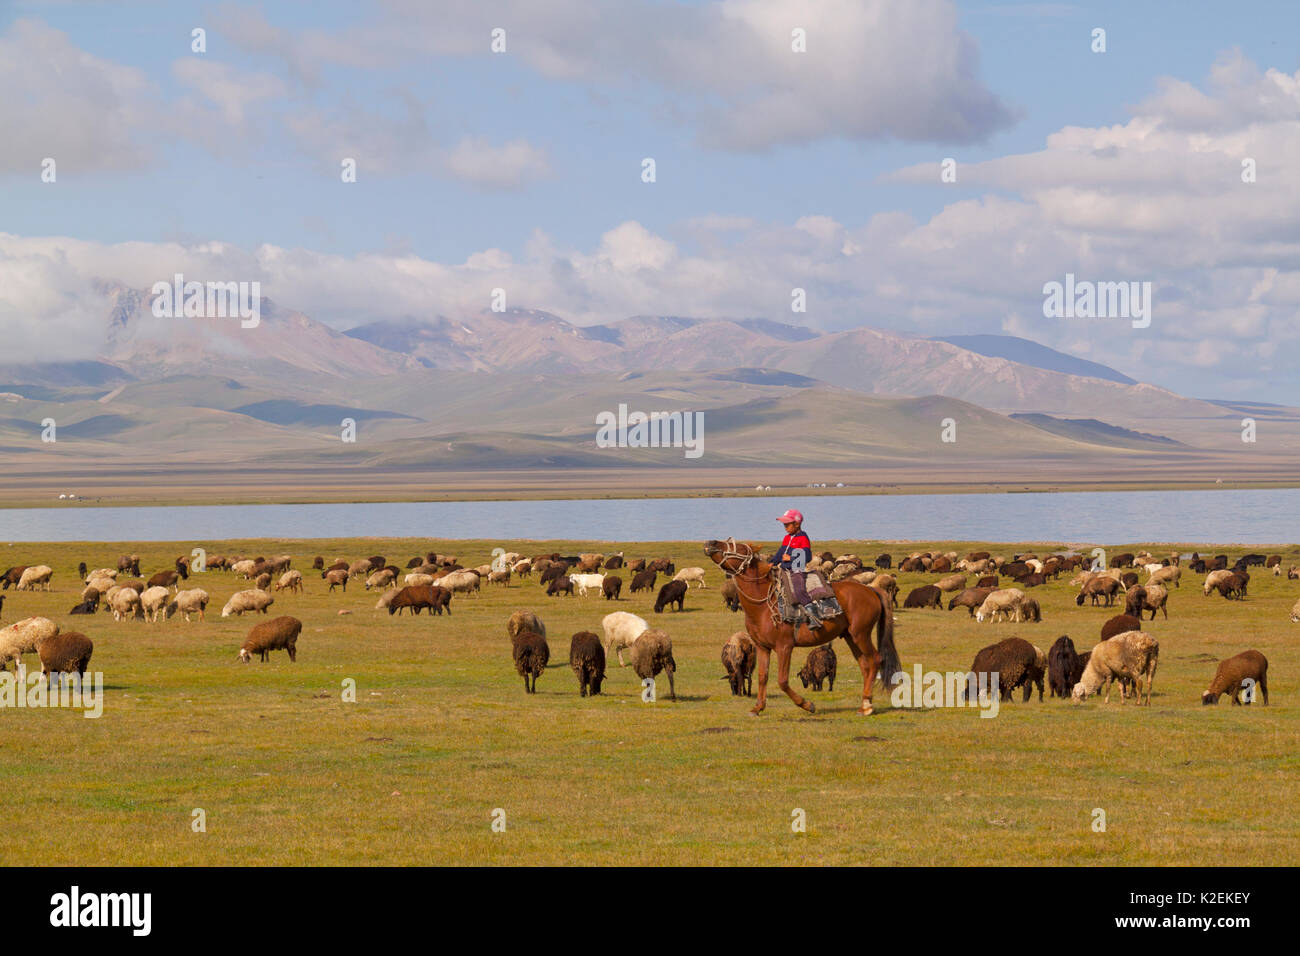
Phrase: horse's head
[{"left": 704, "top": 538, "right": 763, "bottom": 576}]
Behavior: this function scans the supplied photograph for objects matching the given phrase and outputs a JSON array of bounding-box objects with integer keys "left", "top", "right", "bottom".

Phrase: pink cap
[{"left": 776, "top": 509, "right": 803, "bottom": 524}]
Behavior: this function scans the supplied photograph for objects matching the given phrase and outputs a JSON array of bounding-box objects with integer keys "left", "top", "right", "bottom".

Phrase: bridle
[{"left": 713, "top": 537, "right": 779, "bottom": 618}]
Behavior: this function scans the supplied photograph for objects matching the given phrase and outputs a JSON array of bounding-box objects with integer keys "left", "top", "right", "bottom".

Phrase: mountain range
[{"left": 1, "top": 287, "right": 1297, "bottom": 496}]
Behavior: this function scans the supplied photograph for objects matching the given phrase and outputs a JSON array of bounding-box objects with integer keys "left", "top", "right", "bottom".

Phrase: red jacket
[{"left": 773, "top": 531, "right": 812, "bottom": 567}]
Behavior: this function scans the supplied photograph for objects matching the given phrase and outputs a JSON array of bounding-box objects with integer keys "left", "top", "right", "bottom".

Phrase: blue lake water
[{"left": 0, "top": 489, "right": 1296, "bottom": 545}]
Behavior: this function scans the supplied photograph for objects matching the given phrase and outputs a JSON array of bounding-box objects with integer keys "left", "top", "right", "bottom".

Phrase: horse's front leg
[
  {"left": 776, "top": 640, "right": 814, "bottom": 714},
  {"left": 751, "top": 645, "right": 770, "bottom": 715}
]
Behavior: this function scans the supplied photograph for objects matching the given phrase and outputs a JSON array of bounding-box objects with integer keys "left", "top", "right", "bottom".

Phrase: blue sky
[{"left": 3, "top": 0, "right": 1300, "bottom": 401}]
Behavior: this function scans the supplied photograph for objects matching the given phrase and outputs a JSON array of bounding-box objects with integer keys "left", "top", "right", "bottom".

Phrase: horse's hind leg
[
  {"left": 775, "top": 640, "right": 814, "bottom": 713},
  {"left": 844, "top": 624, "right": 879, "bottom": 716},
  {"left": 751, "top": 645, "right": 770, "bottom": 715}
]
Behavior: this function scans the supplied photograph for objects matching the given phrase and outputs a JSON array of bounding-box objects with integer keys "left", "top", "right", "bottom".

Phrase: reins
[{"left": 716, "top": 537, "right": 780, "bottom": 622}]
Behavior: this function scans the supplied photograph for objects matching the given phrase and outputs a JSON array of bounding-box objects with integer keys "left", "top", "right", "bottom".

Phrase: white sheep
[
  {"left": 275, "top": 570, "right": 304, "bottom": 593},
  {"left": 375, "top": 587, "right": 399, "bottom": 611},
  {"left": 365, "top": 569, "right": 396, "bottom": 590},
  {"left": 436, "top": 570, "right": 480, "bottom": 597},
  {"left": 1072, "top": 631, "right": 1159, "bottom": 705},
  {"left": 568, "top": 573, "right": 605, "bottom": 596},
  {"left": 404, "top": 572, "right": 435, "bottom": 587},
  {"left": 1290, "top": 597, "right": 1300, "bottom": 623},
  {"left": 171, "top": 588, "right": 210, "bottom": 622},
  {"left": 108, "top": 587, "right": 143, "bottom": 622},
  {"left": 602, "top": 611, "right": 649, "bottom": 667},
  {"left": 221, "top": 589, "right": 274, "bottom": 617},
  {"left": 140, "top": 585, "right": 171, "bottom": 623},
  {"left": 975, "top": 588, "right": 1026, "bottom": 623},
  {"left": 672, "top": 567, "right": 709, "bottom": 588},
  {"left": 16, "top": 565, "right": 53, "bottom": 591},
  {"left": 85, "top": 568, "right": 116, "bottom": 584},
  {"left": 0, "top": 616, "right": 58, "bottom": 671},
  {"left": 1146, "top": 565, "right": 1181, "bottom": 589},
  {"left": 231, "top": 559, "right": 258, "bottom": 579}
]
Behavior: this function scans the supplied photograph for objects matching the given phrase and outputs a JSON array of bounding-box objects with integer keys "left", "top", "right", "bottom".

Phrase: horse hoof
[
  {"left": 749, "top": 707, "right": 764, "bottom": 717},
  {"left": 860, "top": 704, "right": 874, "bottom": 716},
  {"left": 804, "top": 702, "right": 816, "bottom": 714}
]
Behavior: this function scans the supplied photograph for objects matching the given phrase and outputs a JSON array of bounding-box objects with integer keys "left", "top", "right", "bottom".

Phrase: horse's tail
[{"left": 875, "top": 594, "right": 902, "bottom": 687}]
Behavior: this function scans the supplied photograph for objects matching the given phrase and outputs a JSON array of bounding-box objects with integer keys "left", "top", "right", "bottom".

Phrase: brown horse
[{"left": 704, "top": 538, "right": 901, "bottom": 715}]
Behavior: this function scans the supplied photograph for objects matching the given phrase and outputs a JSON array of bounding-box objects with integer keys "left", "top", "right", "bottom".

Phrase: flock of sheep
[{"left": 0, "top": 542, "right": 1287, "bottom": 711}]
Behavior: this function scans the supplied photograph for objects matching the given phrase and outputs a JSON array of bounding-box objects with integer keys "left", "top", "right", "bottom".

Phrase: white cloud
[{"left": 441, "top": 136, "right": 551, "bottom": 189}]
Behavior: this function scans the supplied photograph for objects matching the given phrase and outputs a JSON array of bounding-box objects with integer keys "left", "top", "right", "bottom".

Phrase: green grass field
[{"left": 1, "top": 537, "right": 1296, "bottom": 866}]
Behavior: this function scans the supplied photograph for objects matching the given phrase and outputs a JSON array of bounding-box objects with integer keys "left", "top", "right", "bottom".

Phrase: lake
[{"left": 0, "top": 489, "right": 1296, "bottom": 545}]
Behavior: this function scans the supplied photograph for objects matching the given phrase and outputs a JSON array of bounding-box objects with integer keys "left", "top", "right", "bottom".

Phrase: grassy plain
[{"left": 0, "top": 536, "right": 1296, "bottom": 866}]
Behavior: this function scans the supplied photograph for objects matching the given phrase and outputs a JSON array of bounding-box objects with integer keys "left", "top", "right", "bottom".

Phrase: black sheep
[
  {"left": 630, "top": 569, "right": 657, "bottom": 593},
  {"left": 547, "top": 576, "right": 573, "bottom": 597},
  {"left": 964, "top": 637, "right": 1042, "bottom": 703},
  {"left": 568, "top": 631, "right": 606, "bottom": 697},
  {"left": 512, "top": 631, "right": 549, "bottom": 693},
  {"left": 654, "top": 579, "right": 687, "bottom": 613},
  {"left": 1046, "top": 635, "right": 1079, "bottom": 699}
]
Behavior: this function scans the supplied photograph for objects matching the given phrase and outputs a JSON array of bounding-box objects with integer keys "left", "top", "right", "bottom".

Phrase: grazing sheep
[
  {"left": 604, "top": 554, "right": 624, "bottom": 570},
  {"left": 140, "top": 586, "right": 171, "bottom": 623},
  {"left": 630, "top": 569, "right": 657, "bottom": 594},
  {"left": 325, "top": 569, "right": 349, "bottom": 593},
  {"left": 117, "top": 554, "right": 141, "bottom": 576},
  {"left": 903, "top": 584, "right": 943, "bottom": 609},
  {"left": 602, "top": 575, "right": 623, "bottom": 600},
  {"left": 1203, "top": 569, "right": 1235, "bottom": 595},
  {"left": 511, "top": 559, "right": 533, "bottom": 578},
  {"left": 1, "top": 566, "right": 28, "bottom": 590},
  {"left": 1131, "top": 584, "right": 1169, "bottom": 620},
  {"left": 797, "top": 644, "right": 837, "bottom": 692},
  {"left": 975, "top": 588, "right": 1026, "bottom": 623},
  {"left": 673, "top": 567, "right": 708, "bottom": 588},
  {"left": 602, "top": 611, "right": 649, "bottom": 667},
  {"left": 965, "top": 637, "right": 1043, "bottom": 702},
  {"left": 975, "top": 575, "right": 999, "bottom": 589},
  {"left": 654, "top": 579, "right": 688, "bottom": 613},
  {"left": 547, "top": 576, "right": 574, "bottom": 597},
  {"left": 254, "top": 572, "right": 273, "bottom": 591},
  {"left": 0, "top": 616, "right": 58, "bottom": 672},
  {"left": 387, "top": 585, "right": 451, "bottom": 616},
  {"left": 1202, "top": 651, "right": 1269, "bottom": 705},
  {"left": 36, "top": 630, "right": 92, "bottom": 681},
  {"left": 364, "top": 569, "right": 395, "bottom": 590},
  {"left": 1147, "top": 565, "right": 1181, "bottom": 589},
  {"left": 646, "top": 558, "right": 676, "bottom": 575},
  {"left": 404, "top": 572, "right": 436, "bottom": 588},
  {"left": 1291, "top": 597, "right": 1300, "bottom": 623},
  {"left": 875, "top": 553, "right": 892, "bottom": 569},
  {"left": 512, "top": 630, "right": 550, "bottom": 694},
  {"left": 348, "top": 559, "right": 374, "bottom": 579},
  {"left": 721, "top": 631, "right": 756, "bottom": 696},
  {"left": 851, "top": 570, "right": 878, "bottom": 586},
  {"left": 171, "top": 588, "right": 210, "bottom": 622},
  {"left": 508, "top": 610, "right": 546, "bottom": 640},
  {"left": 231, "top": 559, "right": 258, "bottom": 579},
  {"left": 69, "top": 598, "right": 97, "bottom": 615},
  {"left": 721, "top": 578, "right": 740, "bottom": 611},
  {"left": 1019, "top": 597, "right": 1042, "bottom": 623},
  {"left": 868, "top": 573, "right": 898, "bottom": 606},
  {"left": 948, "top": 587, "right": 995, "bottom": 617},
  {"left": 935, "top": 573, "right": 968, "bottom": 593},
  {"left": 146, "top": 569, "right": 186, "bottom": 591},
  {"left": 108, "top": 587, "right": 143, "bottom": 622},
  {"left": 1077, "top": 576, "right": 1122, "bottom": 606},
  {"left": 275, "top": 570, "right": 303, "bottom": 594},
  {"left": 629, "top": 628, "right": 676, "bottom": 700},
  {"left": 1211, "top": 572, "right": 1248, "bottom": 600},
  {"left": 569, "top": 631, "right": 606, "bottom": 696},
  {"left": 221, "top": 589, "right": 274, "bottom": 618},
  {"left": 374, "top": 587, "right": 398, "bottom": 611},
  {"left": 967, "top": 639, "right": 1045, "bottom": 707},
  {"left": 16, "top": 565, "right": 53, "bottom": 591},
  {"left": 626, "top": 558, "right": 646, "bottom": 572},
  {"left": 488, "top": 568, "right": 511, "bottom": 586},
  {"left": 568, "top": 573, "right": 605, "bottom": 596},
  {"left": 437, "top": 570, "right": 481, "bottom": 597},
  {"left": 1072, "top": 631, "right": 1159, "bottom": 705},
  {"left": 1047, "top": 635, "right": 1080, "bottom": 699},
  {"left": 1100, "top": 613, "right": 1143, "bottom": 641},
  {"left": 238, "top": 616, "right": 302, "bottom": 663}
]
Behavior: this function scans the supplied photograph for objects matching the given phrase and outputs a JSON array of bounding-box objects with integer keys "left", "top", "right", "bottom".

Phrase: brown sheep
[
  {"left": 797, "top": 644, "right": 837, "bottom": 692},
  {"left": 568, "top": 631, "right": 606, "bottom": 696},
  {"left": 1201, "top": 650, "right": 1269, "bottom": 705},
  {"left": 965, "top": 637, "right": 1043, "bottom": 703},
  {"left": 976, "top": 575, "right": 999, "bottom": 589},
  {"left": 629, "top": 628, "right": 676, "bottom": 700},
  {"left": 238, "top": 616, "right": 302, "bottom": 663},
  {"left": 1100, "top": 613, "right": 1143, "bottom": 642},
  {"left": 325, "top": 569, "right": 348, "bottom": 593},
  {"left": 630, "top": 569, "right": 657, "bottom": 593},
  {"left": 903, "top": 584, "right": 943, "bottom": 609},
  {"left": 547, "top": 576, "right": 573, "bottom": 597},
  {"left": 721, "top": 631, "right": 756, "bottom": 696},
  {"left": 512, "top": 630, "right": 550, "bottom": 694},
  {"left": 602, "top": 575, "right": 623, "bottom": 600},
  {"left": 948, "top": 587, "right": 995, "bottom": 617},
  {"left": 36, "top": 630, "right": 93, "bottom": 680},
  {"left": 388, "top": 585, "right": 451, "bottom": 616},
  {"left": 1076, "top": 576, "right": 1121, "bottom": 606}
]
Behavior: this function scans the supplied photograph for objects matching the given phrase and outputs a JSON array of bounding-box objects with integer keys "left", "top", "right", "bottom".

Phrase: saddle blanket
[{"left": 777, "top": 570, "right": 843, "bottom": 627}]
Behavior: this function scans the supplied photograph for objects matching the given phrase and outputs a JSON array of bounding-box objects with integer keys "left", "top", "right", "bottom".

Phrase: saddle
[{"left": 776, "top": 569, "right": 843, "bottom": 628}]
